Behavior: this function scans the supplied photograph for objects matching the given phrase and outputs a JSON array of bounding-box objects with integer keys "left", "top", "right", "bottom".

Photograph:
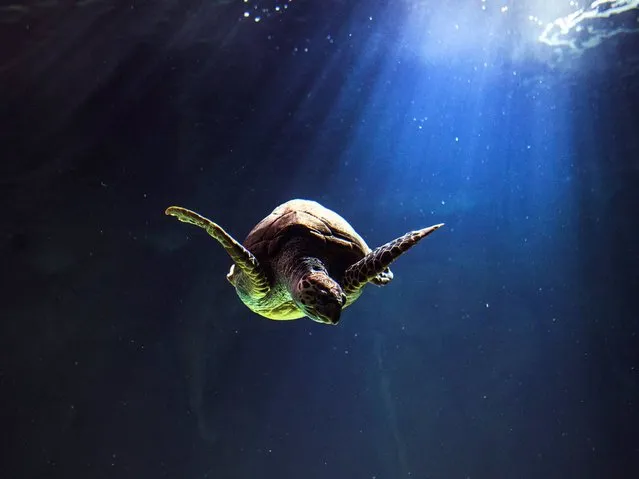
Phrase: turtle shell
[{"left": 242, "top": 199, "right": 371, "bottom": 281}]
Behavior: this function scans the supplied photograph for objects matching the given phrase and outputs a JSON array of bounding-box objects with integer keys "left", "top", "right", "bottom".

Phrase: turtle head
[{"left": 293, "top": 269, "right": 347, "bottom": 325}]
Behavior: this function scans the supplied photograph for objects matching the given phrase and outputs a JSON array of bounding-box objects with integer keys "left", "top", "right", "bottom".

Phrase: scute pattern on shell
[{"left": 242, "top": 199, "right": 372, "bottom": 281}]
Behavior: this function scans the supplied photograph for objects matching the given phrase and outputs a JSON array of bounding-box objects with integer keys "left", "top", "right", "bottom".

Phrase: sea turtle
[{"left": 165, "top": 199, "right": 443, "bottom": 325}]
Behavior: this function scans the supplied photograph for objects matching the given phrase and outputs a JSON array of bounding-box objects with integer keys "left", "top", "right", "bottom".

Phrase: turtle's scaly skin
[
  {"left": 165, "top": 206, "right": 269, "bottom": 298},
  {"left": 342, "top": 226, "right": 442, "bottom": 295},
  {"left": 165, "top": 199, "right": 443, "bottom": 325}
]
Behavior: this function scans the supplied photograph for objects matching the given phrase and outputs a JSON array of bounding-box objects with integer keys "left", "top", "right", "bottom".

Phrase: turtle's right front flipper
[
  {"left": 165, "top": 206, "right": 270, "bottom": 298},
  {"left": 342, "top": 223, "right": 444, "bottom": 296}
]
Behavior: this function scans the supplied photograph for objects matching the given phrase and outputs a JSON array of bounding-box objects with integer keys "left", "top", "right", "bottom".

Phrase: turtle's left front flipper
[
  {"left": 342, "top": 224, "right": 444, "bottom": 296},
  {"left": 165, "top": 206, "right": 271, "bottom": 298}
]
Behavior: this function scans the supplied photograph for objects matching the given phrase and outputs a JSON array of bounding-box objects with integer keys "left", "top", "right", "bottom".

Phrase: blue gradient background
[{"left": 1, "top": 1, "right": 637, "bottom": 478}]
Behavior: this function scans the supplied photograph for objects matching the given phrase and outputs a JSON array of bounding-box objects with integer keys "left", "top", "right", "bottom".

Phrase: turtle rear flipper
[
  {"left": 165, "top": 206, "right": 270, "bottom": 298},
  {"left": 370, "top": 267, "right": 394, "bottom": 286},
  {"left": 342, "top": 224, "right": 444, "bottom": 295}
]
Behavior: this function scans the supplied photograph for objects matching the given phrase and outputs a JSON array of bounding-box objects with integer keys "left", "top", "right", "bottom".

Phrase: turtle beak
[
  {"left": 302, "top": 292, "right": 343, "bottom": 325},
  {"left": 318, "top": 285, "right": 346, "bottom": 325},
  {"left": 322, "top": 302, "right": 342, "bottom": 325}
]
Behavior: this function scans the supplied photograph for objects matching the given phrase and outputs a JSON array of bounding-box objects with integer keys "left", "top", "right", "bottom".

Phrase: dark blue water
[{"left": 1, "top": 1, "right": 638, "bottom": 478}]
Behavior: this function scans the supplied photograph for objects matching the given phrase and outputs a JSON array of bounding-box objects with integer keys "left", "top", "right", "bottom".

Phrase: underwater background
[{"left": 1, "top": 1, "right": 638, "bottom": 478}]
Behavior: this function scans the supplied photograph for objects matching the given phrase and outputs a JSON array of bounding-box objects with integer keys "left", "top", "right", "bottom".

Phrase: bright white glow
[
  {"left": 401, "top": 0, "right": 638, "bottom": 68},
  {"left": 540, "top": 0, "right": 639, "bottom": 55}
]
